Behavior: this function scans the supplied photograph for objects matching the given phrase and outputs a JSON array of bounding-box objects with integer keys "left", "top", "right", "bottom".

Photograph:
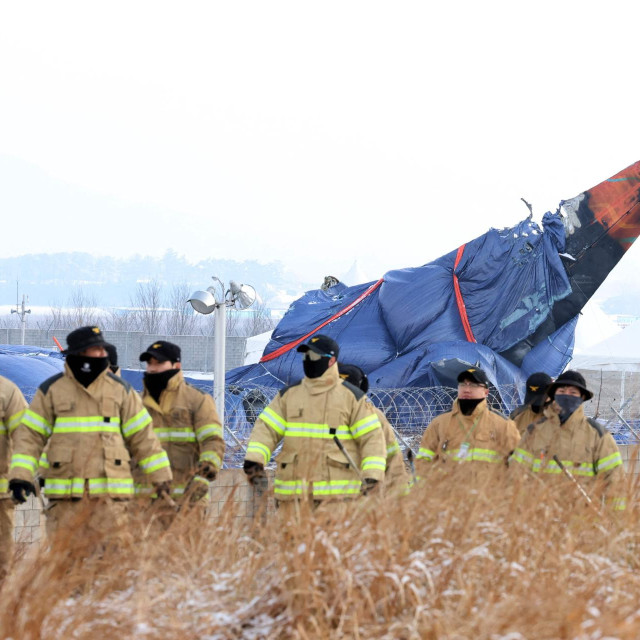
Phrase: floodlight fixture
[
  {"left": 229, "top": 281, "right": 256, "bottom": 310},
  {"left": 186, "top": 276, "right": 256, "bottom": 426},
  {"left": 187, "top": 287, "right": 218, "bottom": 315}
]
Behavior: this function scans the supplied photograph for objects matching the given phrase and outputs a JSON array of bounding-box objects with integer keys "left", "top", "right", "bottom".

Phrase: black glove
[
  {"left": 196, "top": 461, "right": 218, "bottom": 482},
  {"left": 243, "top": 460, "right": 265, "bottom": 478},
  {"left": 9, "top": 479, "right": 35, "bottom": 504},
  {"left": 360, "top": 478, "right": 379, "bottom": 496},
  {"left": 243, "top": 460, "right": 266, "bottom": 488},
  {"left": 153, "top": 481, "right": 172, "bottom": 500}
]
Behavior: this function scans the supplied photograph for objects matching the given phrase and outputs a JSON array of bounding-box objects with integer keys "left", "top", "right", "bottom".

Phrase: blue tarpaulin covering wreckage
[
  {"left": 227, "top": 212, "right": 575, "bottom": 402},
  {"left": 228, "top": 159, "right": 640, "bottom": 416}
]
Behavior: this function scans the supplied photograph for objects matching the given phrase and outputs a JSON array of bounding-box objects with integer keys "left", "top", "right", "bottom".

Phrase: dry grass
[{"left": 3, "top": 468, "right": 640, "bottom": 640}]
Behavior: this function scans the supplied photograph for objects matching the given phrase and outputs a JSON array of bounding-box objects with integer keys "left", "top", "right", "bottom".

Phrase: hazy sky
[{"left": 1, "top": 1, "right": 640, "bottom": 289}]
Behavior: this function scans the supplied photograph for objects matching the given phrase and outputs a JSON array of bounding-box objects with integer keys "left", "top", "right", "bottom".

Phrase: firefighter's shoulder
[
  {"left": 37, "top": 372, "right": 65, "bottom": 395},
  {"left": 278, "top": 380, "right": 302, "bottom": 398},
  {"left": 586, "top": 416, "right": 605, "bottom": 437},
  {"left": 184, "top": 382, "right": 210, "bottom": 397},
  {"left": 106, "top": 371, "right": 133, "bottom": 393},
  {"left": 341, "top": 380, "right": 365, "bottom": 401},
  {"left": 509, "top": 405, "right": 526, "bottom": 420}
]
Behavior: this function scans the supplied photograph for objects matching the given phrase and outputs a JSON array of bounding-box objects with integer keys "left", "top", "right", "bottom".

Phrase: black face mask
[
  {"left": 303, "top": 356, "right": 331, "bottom": 379},
  {"left": 66, "top": 355, "right": 110, "bottom": 388},
  {"left": 554, "top": 395, "right": 583, "bottom": 424},
  {"left": 458, "top": 398, "right": 483, "bottom": 416},
  {"left": 531, "top": 399, "right": 546, "bottom": 414},
  {"left": 144, "top": 369, "right": 179, "bottom": 403}
]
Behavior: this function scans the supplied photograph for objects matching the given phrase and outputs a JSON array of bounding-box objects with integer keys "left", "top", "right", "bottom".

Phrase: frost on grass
[{"left": 2, "top": 465, "right": 640, "bottom": 639}]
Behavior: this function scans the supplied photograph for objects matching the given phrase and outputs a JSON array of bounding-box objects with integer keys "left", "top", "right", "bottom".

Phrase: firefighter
[
  {"left": 0, "top": 376, "right": 27, "bottom": 579},
  {"left": 105, "top": 343, "right": 121, "bottom": 376},
  {"left": 337, "top": 363, "right": 410, "bottom": 494},
  {"left": 416, "top": 367, "right": 520, "bottom": 476},
  {"left": 134, "top": 341, "right": 225, "bottom": 508},
  {"left": 8, "top": 326, "right": 172, "bottom": 540},
  {"left": 510, "top": 372, "right": 552, "bottom": 435},
  {"left": 510, "top": 370, "right": 626, "bottom": 510},
  {"left": 242, "top": 335, "right": 386, "bottom": 517}
]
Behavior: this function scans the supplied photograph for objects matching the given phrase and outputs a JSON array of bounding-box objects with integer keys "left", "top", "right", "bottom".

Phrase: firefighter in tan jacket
[
  {"left": 243, "top": 335, "right": 386, "bottom": 512},
  {"left": 509, "top": 372, "right": 552, "bottom": 436},
  {"left": 8, "top": 326, "right": 172, "bottom": 539},
  {"left": 510, "top": 370, "right": 626, "bottom": 510},
  {"left": 0, "top": 376, "right": 27, "bottom": 579},
  {"left": 416, "top": 367, "right": 520, "bottom": 478},
  {"left": 134, "top": 341, "right": 225, "bottom": 505},
  {"left": 338, "top": 363, "right": 409, "bottom": 494}
]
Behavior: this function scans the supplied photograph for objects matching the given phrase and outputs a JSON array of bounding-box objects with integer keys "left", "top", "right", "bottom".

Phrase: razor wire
[
  {"left": 219, "top": 383, "right": 523, "bottom": 468},
  {"left": 17, "top": 382, "right": 640, "bottom": 469}
]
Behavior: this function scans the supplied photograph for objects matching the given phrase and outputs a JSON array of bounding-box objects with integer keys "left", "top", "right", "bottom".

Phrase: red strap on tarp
[
  {"left": 453, "top": 244, "right": 477, "bottom": 343},
  {"left": 260, "top": 278, "right": 385, "bottom": 363}
]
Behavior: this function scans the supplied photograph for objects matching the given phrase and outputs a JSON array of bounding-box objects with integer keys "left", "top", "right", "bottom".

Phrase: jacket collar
[
  {"left": 143, "top": 369, "right": 184, "bottom": 412},
  {"left": 542, "top": 403, "right": 586, "bottom": 431},
  {"left": 301, "top": 362, "right": 340, "bottom": 395},
  {"left": 451, "top": 397, "right": 488, "bottom": 418},
  {"left": 63, "top": 361, "right": 110, "bottom": 393}
]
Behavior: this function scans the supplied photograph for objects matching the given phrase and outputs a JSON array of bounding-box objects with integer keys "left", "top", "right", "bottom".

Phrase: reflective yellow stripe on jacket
[
  {"left": 257, "top": 409, "right": 381, "bottom": 440},
  {"left": 53, "top": 416, "right": 121, "bottom": 434},
  {"left": 511, "top": 448, "right": 600, "bottom": 476},
  {"left": 44, "top": 477, "right": 135, "bottom": 498},
  {"left": 22, "top": 409, "right": 52, "bottom": 437},
  {"left": 273, "top": 479, "right": 362, "bottom": 498}
]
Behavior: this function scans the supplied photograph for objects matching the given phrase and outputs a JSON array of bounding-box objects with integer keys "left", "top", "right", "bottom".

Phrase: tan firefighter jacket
[
  {"left": 133, "top": 370, "right": 225, "bottom": 500},
  {"left": 510, "top": 405, "right": 545, "bottom": 436},
  {"left": 244, "top": 363, "right": 386, "bottom": 502},
  {"left": 510, "top": 404, "right": 626, "bottom": 510},
  {"left": 9, "top": 363, "right": 172, "bottom": 499},
  {"left": 0, "top": 376, "right": 27, "bottom": 498},
  {"left": 375, "top": 407, "right": 410, "bottom": 492},
  {"left": 416, "top": 399, "right": 520, "bottom": 478}
]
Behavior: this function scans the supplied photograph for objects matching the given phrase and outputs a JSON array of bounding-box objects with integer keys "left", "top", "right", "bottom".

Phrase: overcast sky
[{"left": 1, "top": 1, "right": 639, "bottom": 291}]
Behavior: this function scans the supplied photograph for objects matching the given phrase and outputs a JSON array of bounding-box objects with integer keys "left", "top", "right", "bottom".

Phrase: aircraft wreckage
[{"left": 228, "top": 159, "right": 640, "bottom": 407}]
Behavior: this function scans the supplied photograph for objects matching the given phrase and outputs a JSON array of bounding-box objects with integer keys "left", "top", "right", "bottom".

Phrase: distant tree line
[{"left": 0, "top": 281, "right": 277, "bottom": 338}]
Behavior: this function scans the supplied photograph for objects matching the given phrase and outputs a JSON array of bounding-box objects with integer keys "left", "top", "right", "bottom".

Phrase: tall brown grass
[{"left": 2, "top": 464, "right": 640, "bottom": 639}]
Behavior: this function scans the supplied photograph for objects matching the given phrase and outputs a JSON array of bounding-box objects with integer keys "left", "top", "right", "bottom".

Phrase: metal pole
[
  {"left": 214, "top": 302, "right": 226, "bottom": 425},
  {"left": 21, "top": 295, "right": 26, "bottom": 345}
]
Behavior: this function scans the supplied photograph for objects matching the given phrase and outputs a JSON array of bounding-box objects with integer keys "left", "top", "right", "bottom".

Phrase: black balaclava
[
  {"left": 66, "top": 355, "right": 110, "bottom": 388},
  {"left": 144, "top": 369, "right": 180, "bottom": 403},
  {"left": 554, "top": 395, "right": 583, "bottom": 424},
  {"left": 458, "top": 398, "right": 484, "bottom": 416},
  {"left": 303, "top": 356, "right": 331, "bottom": 379},
  {"left": 531, "top": 397, "right": 549, "bottom": 414}
]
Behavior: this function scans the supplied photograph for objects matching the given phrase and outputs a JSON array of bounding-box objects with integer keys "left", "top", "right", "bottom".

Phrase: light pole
[
  {"left": 11, "top": 284, "right": 31, "bottom": 345},
  {"left": 187, "top": 278, "right": 256, "bottom": 425}
]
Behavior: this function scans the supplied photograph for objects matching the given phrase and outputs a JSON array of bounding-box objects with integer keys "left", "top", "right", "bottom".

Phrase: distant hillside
[{"left": 0, "top": 251, "right": 313, "bottom": 308}]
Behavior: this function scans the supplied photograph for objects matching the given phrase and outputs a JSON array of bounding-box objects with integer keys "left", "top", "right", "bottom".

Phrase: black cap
[
  {"left": 296, "top": 334, "right": 339, "bottom": 359},
  {"left": 338, "top": 363, "right": 369, "bottom": 393},
  {"left": 63, "top": 326, "right": 109, "bottom": 355},
  {"left": 457, "top": 367, "right": 489, "bottom": 387},
  {"left": 524, "top": 372, "right": 552, "bottom": 405},
  {"left": 140, "top": 341, "right": 181, "bottom": 363},
  {"left": 547, "top": 370, "right": 593, "bottom": 400},
  {"left": 105, "top": 343, "right": 118, "bottom": 368}
]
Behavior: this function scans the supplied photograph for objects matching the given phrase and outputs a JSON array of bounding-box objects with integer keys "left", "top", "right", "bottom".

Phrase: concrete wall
[{"left": 0, "top": 328, "right": 247, "bottom": 372}]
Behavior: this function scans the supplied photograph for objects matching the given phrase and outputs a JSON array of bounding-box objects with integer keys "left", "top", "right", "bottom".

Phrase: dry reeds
[{"left": 2, "top": 467, "right": 640, "bottom": 639}]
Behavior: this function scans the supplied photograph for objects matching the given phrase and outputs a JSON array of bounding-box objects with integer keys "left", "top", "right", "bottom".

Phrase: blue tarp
[
  {"left": 0, "top": 346, "right": 64, "bottom": 401},
  {"left": 227, "top": 212, "right": 576, "bottom": 403}
]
